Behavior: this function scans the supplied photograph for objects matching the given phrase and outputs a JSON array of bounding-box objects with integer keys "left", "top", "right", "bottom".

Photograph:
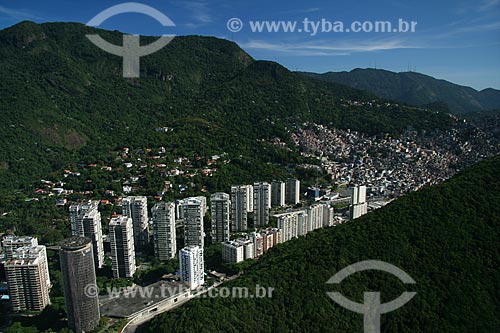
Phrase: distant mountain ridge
[{"left": 300, "top": 68, "right": 500, "bottom": 114}]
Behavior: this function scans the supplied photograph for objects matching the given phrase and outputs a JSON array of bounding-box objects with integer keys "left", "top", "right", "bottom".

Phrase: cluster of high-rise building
[
  {"left": 222, "top": 200, "right": 335, "bottom": 263},
  {"left": 0, "top": 179, "right": 305, "bottom": 329},
  {"left": 229, "top": 179, "right": 300, "bottom": 232},
  {"left": 69, "top": 197, "right": 150, "bottom": 279},
  {"left": 1, "top": 235, "right": 100, "bottom": 333},
  {"left": 222, "top": 228, "right": 282, "bottom": 263},
  {"left": 276, "top": 203, "right": 335, "bottom": 243}
]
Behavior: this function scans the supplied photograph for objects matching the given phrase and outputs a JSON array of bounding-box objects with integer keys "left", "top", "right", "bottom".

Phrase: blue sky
[{"left": 0, "top": 0, "right": 499, "bottom": 90}]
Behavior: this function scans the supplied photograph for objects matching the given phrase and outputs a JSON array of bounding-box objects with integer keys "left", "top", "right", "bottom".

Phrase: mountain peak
[
  {"left": 1, "top": 20, "right": 47, "bottom": 48},
  {"left": 301, "top": 68, "right": 500, "bottom": 113}
]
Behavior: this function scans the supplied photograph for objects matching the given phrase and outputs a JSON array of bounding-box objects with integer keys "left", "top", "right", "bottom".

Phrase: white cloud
[
  {"left": 0, "top": 5, "right": 39, "bottom": 20},
  {"left": 456, "top": 21, "right": 500, "bottom": 33},
  {"left": 178, "top": 1, "right": 213, "bottom": 27},
  {"left": 479, "top": 0, "right": 500, "bottom": 12},
  {"left": 241, "top": 38, "right": 420, "bottom": 56},
  {"left": 433, "top": 18, "right": 500, "bottom": 40},
  {"left": 281, "top": 7, "right": 321, "bottom": 14}
]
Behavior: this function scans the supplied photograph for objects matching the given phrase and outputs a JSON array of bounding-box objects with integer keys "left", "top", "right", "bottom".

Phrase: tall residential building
[
  {"left": 109, "top": 216, "right": 136, "bottom": 278},
  {"left": 122, "top": 196, "right": 150, "bottom": 249},
  {"left": 236, "top": 239, "right": 255, "bottom": 260},
  {"left": 231, "top": 186, "right": 249, "bottom": 231},
  {"left": 244, "top": 185, "right": 254, "bottom": 212},
  {"left": 320, "top": 202, "right": 335, "bottom": 227},
  {"left": 350, "top": 185, "right": 367, "bottom": 205},
  {"left": 2, "top": 236, "right": 38, "bottom": 261},
  {"left": 221, "top": 241, "right": 244, "bottom": 263},
  {"left": 183, "top": 197, "right": 205, "bottom": 249},
  {"left": 210, "top": 193, "right": 231, "bottom": 243},
  {"left": 251, "top": 232, "right": 264, "bottom": 258},
  {"left": 253, "top": 182, "right": 271, "bottom": 227},
  {"left": 276, "top": 210, "right": 308, "bottom": 242},
  {"left": 59, "top": 237, "right": 100, "bottom": 333},
  {"left": 272, "top": 227, "right": 283, "bottom": 245},
  {"left": 261, "top": 228, "right": 279, "bottom": 252},
  {"left": 307, "top": 204, "right": 324, "bottom": 232},
  {"left": 5, "top": 245, "right": 51, "bottom": 312},
  {"left": 69, "top": 201, "right": 104, "bottom": 269},
  {"left": 271, "top": 181, "right": 286, "bottom": 207},
  {"left": 152, "top": 202, "right": 177, "bottom": 261},
  {"left": 193, "top": 196, "right": 208, "bottom": 216},
  {"left": 179, "top": 246, "right": 204, "bottom": 290},
  {"left": 175, "top": 199, "right": 185, "bottom": 220},
  {"left": 350, "top": 185, "right": 368, "bottom": 219},
  {"left": 285, "top": 178, "right": 301, "bottom": 205}
]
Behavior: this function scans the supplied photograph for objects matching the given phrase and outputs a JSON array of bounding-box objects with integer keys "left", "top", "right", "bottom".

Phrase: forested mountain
[
  {"left": 0, "top": 21, "right": 452, "bottom": 193},
  {"left": 142, "top": 155, "right": 500, "bottom": 333},
  {"left": 301, "top": 68, "right": 500, "bottom": 114}
]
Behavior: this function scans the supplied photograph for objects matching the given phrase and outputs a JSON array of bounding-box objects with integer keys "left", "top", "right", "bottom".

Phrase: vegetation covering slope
[
  {"left": 0, "top": 21, "right": 452, "bottom": 194},
  {"left": 302, "top": 68, "right": 500, "bottom": 114},
  {"left": 142, "top": 155, "right": 500, "bottom": 333}
]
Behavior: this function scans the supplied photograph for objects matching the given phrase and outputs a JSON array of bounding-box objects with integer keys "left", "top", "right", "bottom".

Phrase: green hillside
[
  {"left": 143, "top": 155, "right": 500, "bottom": 333},
  {"left": 0, "top": 21, "right": 452, "bottom": 193},
  {"left": 302, "top": 68, "right": 500, "bottom": 114}
]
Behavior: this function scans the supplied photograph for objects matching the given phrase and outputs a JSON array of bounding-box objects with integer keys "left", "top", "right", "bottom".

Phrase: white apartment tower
[
  {"left": 210, "top": 193, "right": 231, "bottom": 243},
  {"left": 285, "top": 178, "right": 301, "bottom": 205},
  {"left": 251, "top": 232, "right": 264, "bottom": 257},
  {"left": 5, "top": 245, "right": 51, "bottom": 312},
  {"left": 276, "top": 210, "right": 308, "bottom": 242},
  {"left": 109, "top": 216, "right": 136, "bottom": 278},
  {"left": 271, "top": 181, "right": 286, "bottom": 207},
  {"left": 152, "top": 202, "right": 177, "bottom": 261},
  {"left": 175, "top": 199, "right": 185, "bottom": 220},
  {"left": 193, "top": 196, "right": 208, "bottom": 216},
  {"left": 183, "top": 197, "right": 205, "bottom": 249},
  {"left": 230, "top": 186, "right": 249, "bottom": 232},
  {"left": 350, "top": 185, "right": 368, "bottom": 219},
  {"left": 69, "top": 200, "right": 104, "bottom": 269},
  {"left": 253, "top": 182, "right": 271, "bottom": 227},
  {"left": 221, "top": 241, "right": 244, "bottom": 263},
  {"left": 2, "top": 235, "right": 38, "bottom": 261},
  {"left": 320, "top": 202, "right": 335, "bottom": 227},
  {"left": 245, "top": 185, "right": 254, "bottom": 212},
  {"left": 236, "top": 239, "right": 255, "bottom": 260},
  {"left": 307, "top": 204, "right": 324, "bottom": 232},
  {"left": 179, "top": 246, "right": 204, "bottom": 290},
  {"left": 122, "top": 196, "right": 150, "bottom": 249}
]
